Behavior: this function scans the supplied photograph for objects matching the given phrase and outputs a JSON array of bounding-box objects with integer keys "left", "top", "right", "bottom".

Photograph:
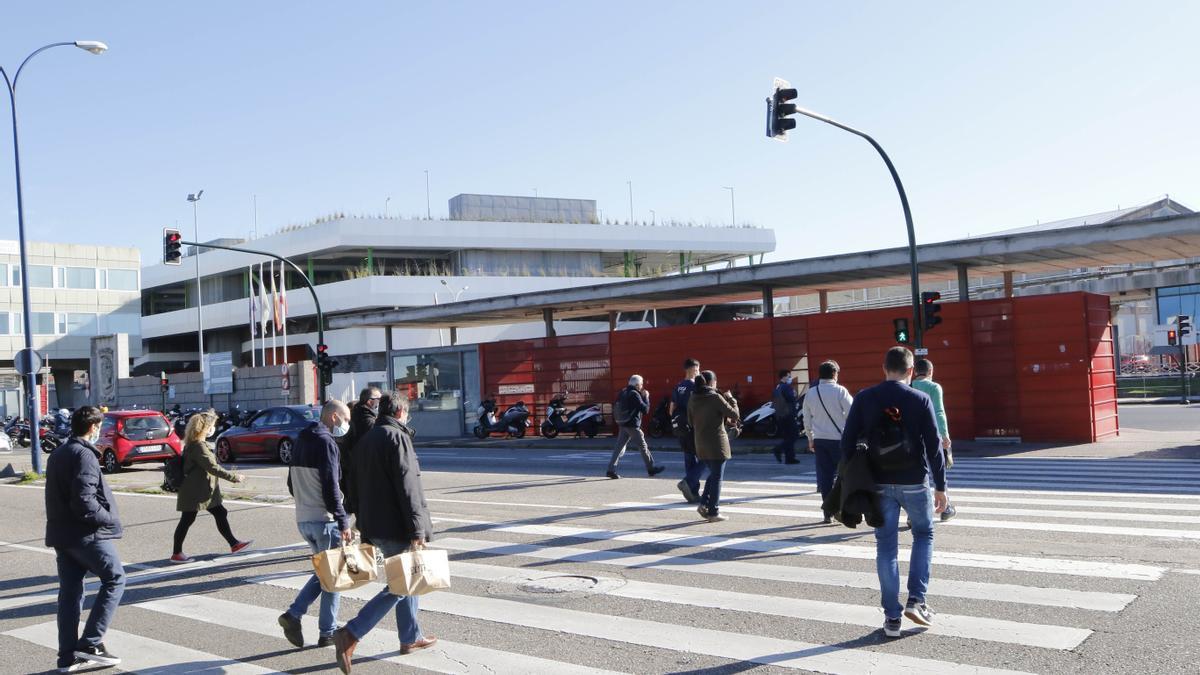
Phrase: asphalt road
[
  {"left": 1116, "top": 402, "right": 1200, "bottom": 432},
  {"left": 3, "top": 445, "right": 1200, "bottom": 674}
]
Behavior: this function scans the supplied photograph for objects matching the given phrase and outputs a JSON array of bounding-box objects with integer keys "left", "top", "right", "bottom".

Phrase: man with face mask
[
  {"left": 279, "top": 400, "right": 353, "bottom": 649},
  {"left": 340, "top": 387, "right": 381, "bottom": 517}
]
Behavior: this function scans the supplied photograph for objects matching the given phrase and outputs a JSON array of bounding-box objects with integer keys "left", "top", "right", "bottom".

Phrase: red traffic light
[{"left": 922, "top": 291, "right": 942, "bottom": 304}]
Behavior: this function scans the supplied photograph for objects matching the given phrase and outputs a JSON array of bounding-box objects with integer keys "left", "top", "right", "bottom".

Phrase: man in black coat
[
  {"left": 339, "top": 386, "right": 379, "bottom": 515},
  {"left": 333, "top": 392, "right": 436, "bottom": 673},
  {"left": 44, "top": 406, "right": 125, "bottom": 673}
]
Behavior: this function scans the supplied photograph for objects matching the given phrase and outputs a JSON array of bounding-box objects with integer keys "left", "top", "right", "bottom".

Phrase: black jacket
[
  {"left": 339, "top": 402, "right": 377, "bottom": 514},
  {"left": 45, "top": 437, "right": 123, "bottom": 547},
  {"left": 353, "top": 416, "right": 433, "bottom": 543},
  {"left": 616, "top": 385, "right": 650, "bottom": 428},
  {"left": 822, "top": 448, "right": 883, "bottom": 528}
]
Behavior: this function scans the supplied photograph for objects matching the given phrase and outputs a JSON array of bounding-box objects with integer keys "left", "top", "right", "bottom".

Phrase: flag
[
  {"left": 272, "top": 266, "right": 283, "bottom": 332},
  {"left": 259, "top": 264, "right": 271, "bottom": 336},
  {"left": 248, "top": 267, "right": 259, "bottom": 337},
  {"left": 276, "top": 267, "right": 288, "bottom": 331}
]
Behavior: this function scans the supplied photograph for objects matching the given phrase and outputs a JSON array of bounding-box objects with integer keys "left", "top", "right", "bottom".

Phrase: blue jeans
[
  {"left": 873, "top": 483, "right": 935, "bottom": 619},
  {"left": 679, "top": 432, "right": 707, "bottom": 496},
  {"left": 344, "top": 537, "right": 422, "bottom": 645},
  {"left": 812, "top": 439, "right": 841, "bottom": 503},
  {"left": 700, "top": 459, "right": 727, "bottom": 515},
  {"left": 288, "top": 521, "right": 343, "bottom": 637},
  {"left": 773, "top": 418, "right": 798, "bottom": 462},
  {"left": 55, "top": 540, "right": 126, "bottom": 668}
]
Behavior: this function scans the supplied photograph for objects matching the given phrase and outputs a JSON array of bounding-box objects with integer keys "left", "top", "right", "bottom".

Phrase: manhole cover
[{"left": 517, "top": 575, "right": 599, "bottom": 595}]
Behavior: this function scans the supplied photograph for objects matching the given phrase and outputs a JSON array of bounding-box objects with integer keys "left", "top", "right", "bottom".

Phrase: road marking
[
  {"left": 4, "top": 621, "right": 277, "bottom": 674},
  {"left": 1174, "top": 569, "right": 1200, "bottom": 575},
  {"left": 438, "top": 536, "right": 1134, "bottom": 612},
  {"left": 427, "top": 497, "right": 584, "bottom": 509},
  {"left": 137, "top": 593, "right": 623, "bottom": 675},
  {"left": 718, "top": 488, "right": 1200, "bottom": 511},
  {"left": 434, "top": 518, "right": 1164, "bottom": 580},
  {"left": 750, "top": 479, "right": 1200, "bottom": 499},
  {"left": 258, "top": 574, "right": 1037, "bottom": 675}
]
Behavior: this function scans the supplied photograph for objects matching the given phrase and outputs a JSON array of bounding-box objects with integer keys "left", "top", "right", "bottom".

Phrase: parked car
[
  {"left": 95, "top": 410, "right": 183, "bottom": 474},
  {"left": 214, "top": 405, "right": 318, "bottom": 464}
]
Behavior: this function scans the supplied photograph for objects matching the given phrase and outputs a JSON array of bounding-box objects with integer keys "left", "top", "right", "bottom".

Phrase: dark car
[
  {"left": 95, "top": 410, "right": 183, "bottom": 474},
  {"left": 214, "top": 405, "right": 318, "bottom": 464}
]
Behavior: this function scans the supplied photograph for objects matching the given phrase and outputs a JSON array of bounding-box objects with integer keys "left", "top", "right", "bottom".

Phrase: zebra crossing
[{"left": 2, "top": 456, "right": 1198, "bottom": 673}]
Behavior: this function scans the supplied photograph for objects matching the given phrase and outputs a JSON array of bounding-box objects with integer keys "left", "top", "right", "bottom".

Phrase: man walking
[
  {"left": 670, "top": 358, "right": 704, "bottom": 502},
  {"left": 802, "top": 360, "right": 853, "bottom": 523},
  {"left": 333, "top": 392, "right": 436, "bottom": 673},
  {"left": 911, "top": 358, "right": 956, "bottom": 520},
  {"left": 607, "top": 374, "right": 665, "bottom": 479},
  {"left": 45, "top": 406, "right": 125, "bottom": 673},
  {"left": 339, "top": 386, "right": 380, "bottom": 516},
  {"left": 771, "top": 370, "right": 801, "bottom": 464},
  {"left": 279, "top": 400, "right": 354, "bottom": 649},
  {"left": 840, "top": 347, "right": 947, "bottom": 638}
]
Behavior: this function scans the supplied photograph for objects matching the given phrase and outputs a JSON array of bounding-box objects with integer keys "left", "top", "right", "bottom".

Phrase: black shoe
[
  {"left": 606, "top": 470, "right": 620, "bottom": 479},
  {"left": 648, "top": 465, "right": 665, "bottom": 477},
  {"left": 904, "top": 599, "right": 935, "bottom": 626},
  {"left": 317, "top": 634, "right": 336, "bottom": 648},
  {"left": 773, "top": 452, "right": 782, "bottom": 463},
  {"left": 677, "top": 480, "right": 699, "bottom": 503},
  {"left": 883, "top": 617, "right": 902, "bottom": 638},
  {"left": 941, "top": 504, "right": 958, "bottom": 521},
  {"left": 784, "top": 459, "right": 801, "bottom": 465},
  {"left": 697, "top": 504, "right": 710, "bottom": 519},
  {"left": 278, "top": 612, "right": 304, "bottom": 648},
  {"left": 821, "top": 511, "right": 833, "bottom": 525},
  {"left": 59, "top": 657, "right": 96, "bottom": 673},
  {"left": 74, "top": 644, "right": 120, "bottom": 667}
]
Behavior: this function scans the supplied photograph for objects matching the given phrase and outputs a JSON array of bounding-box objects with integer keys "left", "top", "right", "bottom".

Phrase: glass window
[
  {"left": 0, "top": 313, "right": 7, "bottom": 335},
  {"left": 66, "top": 313, "right": 97, "bottom": 336},
  {"left": 31, "top": 312, "right": 55, "bottom": 335},
  {"left": 101, "top": 313, "right": 141, "bottom": 335},
  {"left": 1156, "top": 283, "right": 1200, "bottom": 324},
  {"left": 10, "top": 312, "right": 20, "bottom": 334},
  {"left": 105, "top": 269, "right": 138, "bottom": 291},
  {"left": 63, "top": 267, "right": 97, "bottom": 289},
  {"left": 391, "top": 352, "right": 463, "bottom": 411},
  {"left": 27, "top": 265, "right": 53, "bottom": 288},
  {"left": 10, "top": 265, "right": 19, "bottom": 286},
  {"left": 265, "top": 409, "right": 291, "bottom": 426},
  {"left": 0, "top": 263, "right": 7, "bottom": 287}
]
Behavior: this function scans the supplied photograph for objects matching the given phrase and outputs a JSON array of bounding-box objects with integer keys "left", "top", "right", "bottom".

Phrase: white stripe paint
[
  {"left": 137, "top": 593, "right": 623, "bottom": 675},
  {"left": 434, "top": 518, "right": 1164, "bottom": 580},
  {"left": 258, "top": 574, "right": 1036, "bottom": 675},
  {"left": 4, "top": 621, "right": 277, "bottom": 674},
  {"left": 438, "top": 536, "right": 1134, "bottom": 612},
  {"left": 772, "top": 471, "right": 1200, "bottom": 491},
  {"left": 749, "top": 479, "right": 1200, "bottom": 499},
  {"left": 718, "top": 488, "right": 1200, "bottom": 512},
  {"left": 1174, "top": 569, "right": 1200, "bottom": 576},
  {"left": 427, "top": 497, "right": 584, "bottom": 509}
]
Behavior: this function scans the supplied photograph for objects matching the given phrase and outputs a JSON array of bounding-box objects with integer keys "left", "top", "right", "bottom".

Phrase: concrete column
[
  {"left": 543, "top": 308, "right": 556, "bottom": 338},
  {"left": 818, "top": 290, "right": 828, "bottom": 313},
  {"left": 957, "top": 264, "right": 970, "bottom": 302},
  {"left": 761, "top": 287, "right": 774, "bottom": 319},
  {"left": 51, "top": 368, "right": 75, "bottom": 408},
  {"left": 1003, "top": 271, "right": 1014, "bottom": 298},
  {"left": 449, "top": 327, "right": 458, "bottom": 346},
  {"left": 384, "top": 326, "right": 394, "bottom": 392},
  {"left": 608, "top": 311, "right": 618, "bottom": 332}
]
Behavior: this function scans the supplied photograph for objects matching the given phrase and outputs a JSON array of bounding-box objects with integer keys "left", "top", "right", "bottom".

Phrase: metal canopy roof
[{"left": 329, "top": 212, "right": 1200, "bottom": 329}]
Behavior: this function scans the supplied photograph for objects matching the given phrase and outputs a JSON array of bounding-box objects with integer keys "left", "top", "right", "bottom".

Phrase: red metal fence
[{"left": 480, "top": 291, "right": 1118, "bottom": 443}]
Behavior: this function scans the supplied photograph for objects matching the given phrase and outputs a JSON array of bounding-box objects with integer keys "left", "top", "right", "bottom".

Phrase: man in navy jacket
[{"left": 841, "top": 346, "right": 947, "bottom": 639}]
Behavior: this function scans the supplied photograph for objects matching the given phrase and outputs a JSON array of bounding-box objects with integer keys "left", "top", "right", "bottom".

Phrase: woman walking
[
  {"left": 171, "top": 411, "right": 252, "bottom": 562},
  {"left": 688, "top": 370, "right": 740, "bottom": 523}
]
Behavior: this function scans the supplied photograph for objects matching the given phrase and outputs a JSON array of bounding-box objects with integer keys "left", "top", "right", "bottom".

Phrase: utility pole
[
  {"left": 188, "top": 191, "right": 205, "bottom": 373},
  {"left": 424, "top": 169, "right": 431, "bottom": 219},
  {"left": 626, "top": 180, "right": 634, "bottom": 224},
  {"left": 723, "top": 186, "right": 736, "bottom": 226}
]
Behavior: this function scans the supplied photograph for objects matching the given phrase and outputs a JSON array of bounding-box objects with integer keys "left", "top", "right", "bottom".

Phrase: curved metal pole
[{"left": 795, "top": 107, "right": 924, "bottom": 349}]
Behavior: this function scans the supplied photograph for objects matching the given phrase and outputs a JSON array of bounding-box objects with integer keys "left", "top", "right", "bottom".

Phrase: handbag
[
  {"left": 311, "top": 541, "right": 379, "bottom": 593},
  {"left": 385, "top": 548, "right": 452, "bottom": 596}
]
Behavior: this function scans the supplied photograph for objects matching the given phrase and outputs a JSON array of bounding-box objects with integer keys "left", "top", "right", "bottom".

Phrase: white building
[{"left": 0, "top": 240, "right": 142, "bottom": 413}]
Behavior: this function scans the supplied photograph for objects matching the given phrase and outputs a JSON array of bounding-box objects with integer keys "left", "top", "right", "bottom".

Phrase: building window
[
  {"left": 65, "top": 313, "right": 98, "bottom": 336},
  {"left": 103, "top": 268, "right": 138, "bottom": 291},
  {"left": 10, "top": 312, "right": 20, "bottom": 334},
  {"left": 0, "top": 313, "right": 8, "bottom": 334},
  {"left": 61, "top": 267, "right": 97, "bottom": 289},
  {"left": 27, "top": 265, "right": 53, "bottom": 288},
  {"left": 1156, "top": 283, "right": 1200, "bottom": 324},
  {"left": 0, "top": 263, "right": 7, "bottom": 287},
  {"left": 10, "top": 265, "right": 19, "bottom": 286},
  {"left": 391, "top": 352, "right": 463, "bottom": 412},
  {"left": 100, "top": 313, "right": 140, "bottom": 335},
  {"left": 31, "top": 312, "right": 55, "bottom": 335}
]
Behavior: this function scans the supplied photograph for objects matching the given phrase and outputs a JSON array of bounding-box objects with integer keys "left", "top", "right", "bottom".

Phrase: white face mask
[
  {"left": 85, "top": 426, "right": 101, "bottom": 444},
  {"left": 331, "top": 419, "right": 350, "bottom": 437}
]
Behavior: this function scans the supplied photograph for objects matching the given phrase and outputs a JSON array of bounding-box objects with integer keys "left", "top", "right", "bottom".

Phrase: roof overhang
[{"left": 330, "top": 212, "right": 1200, "bottom": 329}]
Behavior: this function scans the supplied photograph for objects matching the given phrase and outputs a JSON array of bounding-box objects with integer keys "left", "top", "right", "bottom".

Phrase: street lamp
[
  {"left": 1, "top": 40, "right": 107, "bottom": 472},
  {"left": 439, "top": 278, "right": 470, "bottom": 302},
  {"left": 626, "top": 180, "right": 634, "bottom": 224},
  {"left": 649, "top": 209, "right": 656, "bottom": 225},
  {"left": 384, "top": 196, "right": 391, "bottom": 218},
  {"left": 187, "top": 191, "right": 205, "bottom": 374},
  {"left": 722, "top": 186, "right": 735, "bottom": 226}
]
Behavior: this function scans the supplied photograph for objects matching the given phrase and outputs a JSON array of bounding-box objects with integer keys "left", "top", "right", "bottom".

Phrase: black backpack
[
  {"left": 161, "top": 454, "right": 185, "bottom": 493},
  {"left": 613, "top": 390, "right": 633, "bottom": 426},
  {"left": 865, "top": 406, "right": 920, "bottom": 472}
]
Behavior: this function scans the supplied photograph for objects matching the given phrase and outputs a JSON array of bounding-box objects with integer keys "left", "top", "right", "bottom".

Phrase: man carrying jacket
[
  {"left": 45, "top": 406, "right": 125, "bottom": 673},
  {"left": 279, "top": 400, "right": 353, "bottom": 649},
  {"left": 333, "top": 392, "right": 436, "bottom": 673},
  {"left": 607, "top": 374, "right": 665, "bottom": 479}
]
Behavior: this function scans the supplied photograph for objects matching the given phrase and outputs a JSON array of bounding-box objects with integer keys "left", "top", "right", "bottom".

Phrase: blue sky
[{"left": 1, "top": 1, "right": 1196, "bottom": 265}]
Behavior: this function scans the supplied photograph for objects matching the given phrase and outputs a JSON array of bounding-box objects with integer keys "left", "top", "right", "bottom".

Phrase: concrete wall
[{"left": 114, "top": 361, "right": 318, "bottom": 411}]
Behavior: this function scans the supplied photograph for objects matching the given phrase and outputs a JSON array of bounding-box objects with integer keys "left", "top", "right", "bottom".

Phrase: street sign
[
  {"left": 915, "top": 348, "right": 929, "bottom": 356},
  {"left": 13, "top": 349, "right": 42, "bottom": 376},
  {"left": 203, "top": 353, "right": 234, "bottom": 395}
]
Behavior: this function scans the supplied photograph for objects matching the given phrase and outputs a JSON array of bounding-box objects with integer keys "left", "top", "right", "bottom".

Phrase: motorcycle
[
  {"left": 472, "top": 399, "right": 532, "bottom": 439},
  {"left": 540, "top": 395, "right": 604, "bottom": 438},
  {"left": 646, "top": 396, "right": 673, "bottom": 438},
  {"left": 740, "top": 400, "right": 782, "bottom": 438}
]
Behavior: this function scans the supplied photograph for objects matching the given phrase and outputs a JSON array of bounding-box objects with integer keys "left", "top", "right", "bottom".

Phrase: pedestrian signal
[
  {"left": 1167, "top": 329, "right": 1177, "bottom": 346},
  {"left": 1178, "top": 315, "right": 1193, "bottom": 337},
  {"left": 893, "top": 318, "right": 910, "bottom": 344}
]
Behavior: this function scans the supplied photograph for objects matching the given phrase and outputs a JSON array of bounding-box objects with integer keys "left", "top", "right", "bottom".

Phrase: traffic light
[
  {"left": 766, "top": 77, "right": 799, "bottom": 141},
  {"left": 1179, "top": 315, "right": 1193, "bottom": 337},
  {"left": 160, "top": 371, "right": 169, "bottom": 393},
  {"left": 893, "top": 318, "right": 910, "bottom": 344},
  {"left": 316, "top": 343, "right": 337, "bottom": 387},
  {"left": 922, "top": 291, "right": 943, "bottom": 331},
  {"left": 163, "top": 228, "right": 183, "bottom": 265},
  {"left": 1167, "top": 329, "right": 1178, "bottom": 346}
]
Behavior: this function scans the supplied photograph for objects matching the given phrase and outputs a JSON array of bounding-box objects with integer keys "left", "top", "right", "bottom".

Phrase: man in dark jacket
[
  {"left": 771, "top": 370, "right": 801, "bottom": 464},
  {"left": 340, "top": 386, "right": 380, "bottom": 515},
  {"left": 333, "top": 392, "right": 436, "bottom": 673},
  {"left": 840, "top": 346, "right": 948, "bottom": 639},
  {"left": 279, "top": 400, "right": 353, "bottom": 649},
  {"left": 45, "top": 406, "right": 125, "bottom": 673},
  {"left": 670, "top": 358, "right": 704, "bottom": 502},
  {"left": 606, "top": 375, "right": 665, "bottom": 479}
]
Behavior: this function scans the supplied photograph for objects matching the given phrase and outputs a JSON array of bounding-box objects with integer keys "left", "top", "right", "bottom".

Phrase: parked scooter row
[
  {"left": 3, "top": 411, "right": 68, "bottom": 452},
  {"left": 472, "top": 399, "right": 532, "bottom": 438}
]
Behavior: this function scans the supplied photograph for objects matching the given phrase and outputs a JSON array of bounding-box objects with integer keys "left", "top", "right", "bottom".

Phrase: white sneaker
[{"left": 706, "top": 513, "right": 729, "bottom": 523}]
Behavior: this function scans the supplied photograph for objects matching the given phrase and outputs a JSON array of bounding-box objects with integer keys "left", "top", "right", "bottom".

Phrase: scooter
[
  {"left": 540, "top": 395, "right": 604, "bottom": 438},
  {"left": 741, "top": 400, "right": 781, "bottom": 438},
  {"left": 646, "top": 396, "right": 673, "bottom": 438},
  {"left": 472, "top": 399, "right": 532, "bottom": 438}
]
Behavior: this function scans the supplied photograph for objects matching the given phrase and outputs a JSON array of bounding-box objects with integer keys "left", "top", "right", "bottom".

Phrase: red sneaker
[{"left": 230, "top": 540, "right": 254, "bottom": 554}]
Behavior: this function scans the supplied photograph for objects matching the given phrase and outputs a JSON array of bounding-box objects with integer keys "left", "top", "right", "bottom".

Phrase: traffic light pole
[
  {"left": 179, "top": 240, "right": 327, "bottom": 402},
  {"left": 792, "top": 108, "right": 924, "bottom": 349}
]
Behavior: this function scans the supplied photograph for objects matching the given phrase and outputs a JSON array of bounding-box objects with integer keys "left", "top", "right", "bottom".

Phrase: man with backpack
[
  {"left": 771, "top": 370, "right": 801, "bottom": 464},
  {"left": 802, "top": 360, "right": 853, "bottom": 523},
  {"left": 840, "top": 346, "right": 947, "bottom": 639},
  {"left": 607, "top": 375, "right": 665, "bottom": 479},
  {"left": 670, "top": 358, "right": 704, "bottom": 502}
]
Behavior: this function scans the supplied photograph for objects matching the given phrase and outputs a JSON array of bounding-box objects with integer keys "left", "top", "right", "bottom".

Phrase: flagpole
[
  {"left": 248, "top": 265, "right": 256, "bottom": 368},
  {"left": 281, "top": 263, "right": 288, "bottom": 366},
  {"left": 259, "top": 260, "right": 267, "bottom": 367},
  {"left": 271, "top": 260, "right": 278, "bottom": 366}
]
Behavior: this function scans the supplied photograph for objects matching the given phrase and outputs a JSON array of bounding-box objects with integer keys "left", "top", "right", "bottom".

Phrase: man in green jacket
[{"left": 912, "top": 359, "right": 956, "bottom": 521}]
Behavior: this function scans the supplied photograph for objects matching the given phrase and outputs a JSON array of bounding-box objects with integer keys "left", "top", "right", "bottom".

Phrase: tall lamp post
[
  {"left": 187, "top": 191, "right": 205, "bottom": 374},
  {"left": 1, "top": 40, "right": 107, "bottom": 473},
  {"left": 722, "top": 186, "right": 736, "bottom": 226}
]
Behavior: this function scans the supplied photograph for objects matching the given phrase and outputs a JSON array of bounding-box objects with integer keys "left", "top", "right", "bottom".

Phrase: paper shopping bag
[
  {"left": 311, "top": 542, "right": 379, "bottom": 593},
  {"left": 385, "top": 548, "right": 452, "bottom": 596}
]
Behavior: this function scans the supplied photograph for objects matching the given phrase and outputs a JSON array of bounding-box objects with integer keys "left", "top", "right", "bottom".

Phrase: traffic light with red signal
[
  {"left": 922, "top": 291, "right": 943, "bottom": 331},
  {"left": 316, "top": 343, "right": 337, "bottom": 387},
  {"left": 1167, "top": 329, "right": 1178, "bottom": 346},
  {"left": 163, "top": 228, "right": 183, "bottom": 265}
]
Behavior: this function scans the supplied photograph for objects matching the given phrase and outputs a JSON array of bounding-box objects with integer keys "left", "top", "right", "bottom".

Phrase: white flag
[{"left": 259, "top": 265, "right": 271, "bottom": 335}]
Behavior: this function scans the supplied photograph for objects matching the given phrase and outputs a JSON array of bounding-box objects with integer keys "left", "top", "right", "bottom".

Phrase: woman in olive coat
[
  {"left": 687, "top": 370, "right": 740, "bottom": 523},
  {"left": 171, "top": 411, "right": 251, "bottom": 562}
]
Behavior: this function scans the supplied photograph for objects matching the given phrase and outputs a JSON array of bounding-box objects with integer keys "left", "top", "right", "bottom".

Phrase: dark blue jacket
[
  {"left": 773, "top": 380, "right": 799, "bottom": 423},
  {"left": 288, "top": 422, "right": 350, "bottom": 531},
  {"left": 616, "top": 385, "right": 650, "bottom": 428},
  {"left": 45, "top": 437, "right": 123, "bottom": 548},
  {"left": 670, "top": 378, "right": 695, "bottom": 427},
  {"left": 840, "top": 380, "right": 946, "bottom": 491}
]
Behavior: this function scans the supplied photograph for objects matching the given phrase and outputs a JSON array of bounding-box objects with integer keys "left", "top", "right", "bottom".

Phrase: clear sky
[{"left": 1, "top": 1, "right": 1196, "bottom": 266}]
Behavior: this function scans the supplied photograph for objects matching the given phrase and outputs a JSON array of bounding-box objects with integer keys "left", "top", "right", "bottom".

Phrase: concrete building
[{"left": 0, "top": 240, "right": 142, "bottom": 413}]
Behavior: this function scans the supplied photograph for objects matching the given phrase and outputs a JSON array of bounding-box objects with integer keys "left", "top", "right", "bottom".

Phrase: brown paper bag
[
  {"left": 384, "top": 548, "right": 451, "bottom": 596},
  {"left": 311, "top": 542, "right": 379, "bottom": 593}
]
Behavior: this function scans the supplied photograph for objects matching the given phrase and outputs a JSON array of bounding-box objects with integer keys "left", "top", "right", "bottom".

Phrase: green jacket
[
  {"left": 911, "top": 378, "right": 949, "bottom": 439},
  {"left": 176, "top": 439, "right": 238, "bottom": 512},
  {"left": 688, "top": 387, "right": 740, "bottom": 461}
]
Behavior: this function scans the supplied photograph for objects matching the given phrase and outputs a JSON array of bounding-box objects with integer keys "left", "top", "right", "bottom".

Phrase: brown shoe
[
  {"left": 400, "top": 636, "right": 438, "bottom": 655},
  {"left": 333, "top": 628, "right": 357, "bottom": 673}
]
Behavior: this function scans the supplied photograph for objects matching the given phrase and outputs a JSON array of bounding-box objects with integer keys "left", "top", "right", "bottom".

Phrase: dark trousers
[
  {"left": 813, "top": 438, "right": 842, "bottom": 504},
  {"left": 55, "top": 540, "right": 125, "bottom": 668},
  {"left": 773, "top": 418, "right": 798, "bottom": 462},
  {"left": 679, "top": 432, "right": 707, "bottom": 495},
  {"left": 173, "top": 504, "right": 238, "bottom": 554},
  {"left": 700, "top": 459, "right": 727, "bottom": 515}
]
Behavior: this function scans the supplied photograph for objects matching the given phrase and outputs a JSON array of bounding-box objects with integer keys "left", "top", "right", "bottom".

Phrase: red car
[
  {"left": 215, "top": 405, "right": 318, "bottom": 464},
  {"left": 95, "top": 410, "right": 183, "bottom": 474}
]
